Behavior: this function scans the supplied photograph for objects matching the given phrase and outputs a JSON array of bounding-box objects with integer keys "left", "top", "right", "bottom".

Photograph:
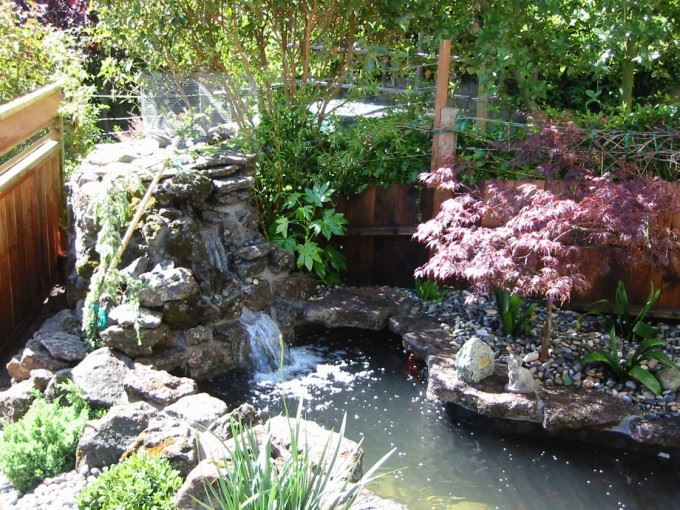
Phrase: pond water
[{"left": 203, "top": 327, "right": 680, "bottom": 510}]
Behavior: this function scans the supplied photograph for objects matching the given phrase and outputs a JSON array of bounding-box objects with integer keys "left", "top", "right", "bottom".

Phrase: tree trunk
[
  {"left": 621, "top": 43, "right": 636, "bottom": 110},
  {"left": 540, "top": 299, "right": 553, "bottom": 362}
]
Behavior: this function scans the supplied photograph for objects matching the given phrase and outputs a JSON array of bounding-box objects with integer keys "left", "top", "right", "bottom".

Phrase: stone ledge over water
[{"left": 427, "top": 354, "right": 680, "bottom": 455}]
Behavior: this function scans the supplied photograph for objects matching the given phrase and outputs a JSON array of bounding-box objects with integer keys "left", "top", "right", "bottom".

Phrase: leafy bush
[
  {"left": 493, "top": 288, "right": 536, "bottom": 337},
  {"left": 0, "top": 2, "right": 102, "bottom": 165},
  {"left": 272, "top": 182, "right": 347, "bottom": 285},
  {"left": 415, "top": 279, "right": 447, "bottom": 303},
  {"left": 582, "top": 327, "right": 679, "bottom": 395},
  {"left": 319, "top": 108, "right": 432, "bottom": 195},
  {"left": 76, "top": 453, "right": 182, "bottom": 510},
  {"left": 0, "top": 383, "right": 95, "bottom": 492},
  {"left": 202, "top": 409, "right": 392, "bottom": 510}
]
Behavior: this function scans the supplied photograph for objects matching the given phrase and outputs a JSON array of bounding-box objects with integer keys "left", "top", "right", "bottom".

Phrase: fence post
[{"left": 430, "top": 39, "right": 456, "bottom": 215}]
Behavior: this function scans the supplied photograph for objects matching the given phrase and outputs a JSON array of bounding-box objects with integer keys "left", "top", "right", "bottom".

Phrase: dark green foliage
[
  {"left": 272, "top": 182, "right": 347, "bottom": 285},
  {"left": 581, "top": 281, "right": 660, "bottom": 343},
  {"left": 0, "top": 383, "right": 96, "bottom": 492},
  {"left": 582, "top": 327, "right": 678, "bottom": 395},
  {"left": 493, "top": 288, "right": 536, "bottom": 337},
  {"left": 415, "top": 279, "right": 447, "bottom": 303},
  {"left": 252, "top": 93, "right": 431, "bottom": 233},
  {"left": 76, "top": 453, "right": 182, "bottom": 510}
]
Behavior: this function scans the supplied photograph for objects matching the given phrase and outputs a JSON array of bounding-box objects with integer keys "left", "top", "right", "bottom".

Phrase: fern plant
[{"left": 582, "top": 327, "right": 678, "bottom": 395}]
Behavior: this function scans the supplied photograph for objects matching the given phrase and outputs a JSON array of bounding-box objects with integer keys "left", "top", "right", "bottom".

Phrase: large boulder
[
  {"left": 164, "top": 393, "right": 228, "bottom": 427},
  {"left": 174, "top": 459, "right": 225, "bottom": 510},
  {"left": 38, "top": 332, "right": 88, "bottom": 363},
  {"left": 427, "top": 356, "right": 540, "bottom": 423},
  {"left": 126, "top": 417, "right": 198, "bottom": 476},
  {"left": 6, "top": 336, "right": 70, "bottom": 382},
  {"left": 0, "top": 370, "right": 52, "bottom": 424},
  {"left": 75, "top": 401, "right": 158, "bottom": 472},
  {"left": 302, "top": 287, "right": 403, "bottom": 330},
  {"left": 454, "top": 337, "right": 495, "bottom": 383},
  {"left": 70, "top": 348, "right": 133, "bottom": 408},
  {"left": 5, "top": 310, "right": 81, "bottom": 381},
  {"left": 99, "top": 324, "right": 170, "bottom": 356},
  {"left": 208, "top": 403, "right": 263, "bottom": 440},
  {"left": 124, "top": 363, "right": 197, "bottom": 407},
  {"left": 138, "top": 264, "right": 200, "bottom": 307},
  {"left": 657, "top": 367, "right": 680, "bottom": 393},
  {"left": 266, "top": 416, "right": 364, "bottom": 483},
  {"left": 108, "top": 304, "right": 162, "bottom": 329}
]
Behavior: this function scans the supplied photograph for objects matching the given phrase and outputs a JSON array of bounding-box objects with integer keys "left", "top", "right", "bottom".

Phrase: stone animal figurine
[{"left": 505, "top": 355, "right": 537, "bottom": 394}]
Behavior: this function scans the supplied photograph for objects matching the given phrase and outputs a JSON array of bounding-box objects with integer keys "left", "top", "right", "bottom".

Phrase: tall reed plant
[{"left": 198, "top": 403, "right": 393, "bottom": 510}]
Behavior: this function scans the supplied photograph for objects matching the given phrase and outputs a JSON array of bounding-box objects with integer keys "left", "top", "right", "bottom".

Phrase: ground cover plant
[
  {"left": 76, "top": 452, "right": 182, "bottom": 510},
  {"left": 0, "top": 382, "right": 99, "bottom": 492}
]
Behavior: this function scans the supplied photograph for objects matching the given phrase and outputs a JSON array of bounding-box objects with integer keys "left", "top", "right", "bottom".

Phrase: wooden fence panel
[
  {"left": 335, "top": 183, "right": 433, "bottom": 287},
  {"left": 0, "top": 84, "right": 64, "bottom": 357}
]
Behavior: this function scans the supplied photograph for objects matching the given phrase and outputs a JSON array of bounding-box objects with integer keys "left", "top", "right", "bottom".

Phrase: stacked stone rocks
[{"left": 62, "top": 138, "right": 315, "bottom": 379}]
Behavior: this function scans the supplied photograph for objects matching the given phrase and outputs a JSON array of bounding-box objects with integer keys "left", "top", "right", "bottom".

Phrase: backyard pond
[{"left": 203, "top": 326, "right": 680, "bottom": 510}]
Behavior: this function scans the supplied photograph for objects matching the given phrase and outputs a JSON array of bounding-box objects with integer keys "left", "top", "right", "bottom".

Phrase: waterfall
[
  {"left": 240, "top": 308, "right": 289, "bottom": 374},
  {"left": 201, "top": 226, "right": 230, "bottom": 276}
]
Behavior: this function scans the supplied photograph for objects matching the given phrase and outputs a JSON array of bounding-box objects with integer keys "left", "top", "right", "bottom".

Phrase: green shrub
[
  {"left": 0, "top": 2, "right": 102, "bottom": 166},
  {"left": 271, "top": 182, "right": 347, "bottom": 285},
  {"left": 0, "top": 384, "right": 95, "bottom": 492},
  {"left": 76, "top": 453, "right": 182, "bottom": 510},
  {"left": 582, "top": 327, "right": 679, "bottom": 395}
]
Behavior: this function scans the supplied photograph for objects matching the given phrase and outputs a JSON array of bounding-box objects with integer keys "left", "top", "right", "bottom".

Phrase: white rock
[
  {"left": 454, "top": 337, "right": 495, "bottom": 383},
  {"left": 522, "top": 351, "right": 540, "bottom": 363},
  {"left": 164, "top": 393, "right": 228, "bottom": 427}
]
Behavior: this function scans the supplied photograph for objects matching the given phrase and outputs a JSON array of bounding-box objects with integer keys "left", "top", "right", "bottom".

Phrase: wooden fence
[
  {"left": 0, "top": 84, "right": 65, "bottom": 357},
  {"left": 336, "top": 39, "right": 680, "bottom": 317},
  {"left": 335, "top": 184, "right": 433, "bottom": 287}
]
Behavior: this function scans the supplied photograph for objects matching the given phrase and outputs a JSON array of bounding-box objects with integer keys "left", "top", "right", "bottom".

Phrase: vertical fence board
[{"left": 0, "top": 85, "right": 63, "bottom": 355}]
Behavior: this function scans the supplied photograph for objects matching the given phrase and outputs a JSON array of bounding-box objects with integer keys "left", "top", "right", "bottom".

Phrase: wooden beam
[
  {"left": 345, "top": 226, "right": 417, "bottom": 237},
  {"left": 430, "top": 39, "right": 451, "bottom": 172},
  {"left": 0, "top": 83, "right": 63, "bottom": 156},
  {"left": 432, "top": 107, "right": 458, "bottom": 213}
]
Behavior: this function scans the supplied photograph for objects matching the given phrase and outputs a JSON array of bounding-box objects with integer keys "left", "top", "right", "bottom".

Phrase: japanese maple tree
[{"left": 415, "top": 120, "right": 679, "bottom": 360}]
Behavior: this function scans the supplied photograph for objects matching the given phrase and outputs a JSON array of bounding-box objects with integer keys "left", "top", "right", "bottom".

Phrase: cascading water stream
[
  {"left": 240, "top": 308, "right": 289, "bottom": 374},
  {"left": 239, "top": 308, "right": 324, "bottom": 385}
]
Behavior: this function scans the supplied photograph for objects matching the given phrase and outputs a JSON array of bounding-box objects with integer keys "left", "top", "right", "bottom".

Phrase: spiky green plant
[
  {"left": 582, "top": 327, "right": 679, "bottom": 395},
  {"left": 198, "top": 404, "right": 393, "bottom": 510}
]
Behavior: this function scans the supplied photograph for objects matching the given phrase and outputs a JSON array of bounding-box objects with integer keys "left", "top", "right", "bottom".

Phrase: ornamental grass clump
[
  {"left": 0, "top": 383, "right": 96, "bottom": 492},
  {"left": 200, "top": 406, "right": 393, "bottom": 510}
]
